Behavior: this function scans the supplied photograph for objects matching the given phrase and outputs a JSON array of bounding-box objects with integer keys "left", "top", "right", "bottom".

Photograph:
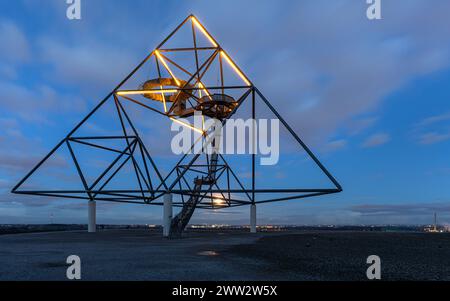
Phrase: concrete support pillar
[
  {"left": 163, "top": 193, "right": 173, "bottom": 237},
  {"left": 88, "top": 200, "right": 96, "bottom": 233},
  {"left": 250, "top": 203, "right": 256, "bottom": 233}
]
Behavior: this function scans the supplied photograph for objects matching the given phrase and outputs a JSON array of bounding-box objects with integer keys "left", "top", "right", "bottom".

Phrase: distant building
[{"left": 424, "top": 213, "right": 446, "bottom": 233}]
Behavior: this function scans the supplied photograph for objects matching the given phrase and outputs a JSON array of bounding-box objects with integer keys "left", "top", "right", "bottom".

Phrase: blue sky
[{"left": 1, "top": 0, "right": 450, "bottom": 225}]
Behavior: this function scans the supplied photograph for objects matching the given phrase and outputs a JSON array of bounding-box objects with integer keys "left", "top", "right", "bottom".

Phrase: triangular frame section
[{"left": 12, "top": 15, "right": 341, "bottom": 209}]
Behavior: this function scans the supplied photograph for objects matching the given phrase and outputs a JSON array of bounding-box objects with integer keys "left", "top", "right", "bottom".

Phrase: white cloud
[
  {"left": 0, "top": 80, "right": 87, "bottom": 123},
  {"left": 322, "top": 139, "right": 347, "bottom": 152},
  {"left": 413, "top": 112, "right": 450, "bottom": 145},
  {"left": 37, "top": 37, "right": 138, "bottom": 89},
  {"left": 362, "top": 133, "right": 390, "bottom": 148},
  {"left": 418, "top": 132, "right": 450, "bottom": 145},
  {"left": 0, "top": 63, "right": 17, "bottom": 80},
  {"left": 415, "top": 112, "right": 450, "bottom": 128},
  {"left": 344, "top": 117, "right": 379, "bottom": 136},
  {"left": 0, "top": 20, "right": 30, "bottom": 62}
]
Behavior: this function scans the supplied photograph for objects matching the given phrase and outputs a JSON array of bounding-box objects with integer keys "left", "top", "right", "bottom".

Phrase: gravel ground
[
  {"left": 0, "top": 229, "right": 448, "bottom": 280},
  {"left": 224, "top": 231, "right": 450, "bottom": 280}
]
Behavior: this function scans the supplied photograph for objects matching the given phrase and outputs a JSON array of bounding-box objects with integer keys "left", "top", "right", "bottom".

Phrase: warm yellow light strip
[
  {"left": 155, "top": 50, "right": 181, "bottom": 86},
  {"left": 116, "top": 89, "right": 178, "bottom": 96},
  {"left": 170, "top": 117, "right": 204, "bottom": 135},
  {"left": 220, "top": 50, "right": 251, "bottom": 86},
  {"left": 160, "top": 85, "right": 167, "bottom": 112},
  {"left": 191, "top": 17, "right": 218, "bottom": 47},
  {"left": 198, "top": 82, "right": 212, "bottom": 100}
]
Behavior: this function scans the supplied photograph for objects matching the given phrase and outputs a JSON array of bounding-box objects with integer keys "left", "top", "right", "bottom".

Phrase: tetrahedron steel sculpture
[{"left": 12, "top": 15, "right": 342, "bottom": 237}]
